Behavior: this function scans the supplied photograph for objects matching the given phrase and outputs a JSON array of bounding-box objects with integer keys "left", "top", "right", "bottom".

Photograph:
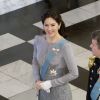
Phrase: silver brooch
[
  {"left": 50, "top": 69, "right": 57, "bottom": 76},
  {"left": 52, "top": 48, "right": 60, "bottom": 54}
]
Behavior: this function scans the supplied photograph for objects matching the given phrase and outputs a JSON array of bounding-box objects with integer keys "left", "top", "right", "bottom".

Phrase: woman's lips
[{"left": 48, "top": 32, "right": 52, "bottom": 35}]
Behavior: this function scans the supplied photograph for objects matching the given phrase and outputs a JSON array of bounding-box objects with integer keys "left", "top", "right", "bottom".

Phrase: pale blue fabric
[
  {"left": 40, "top": 39, "right": 65, "bottom": 80},
  {"left": 90, "top": 80, "right": 100, "bottom": 100}
]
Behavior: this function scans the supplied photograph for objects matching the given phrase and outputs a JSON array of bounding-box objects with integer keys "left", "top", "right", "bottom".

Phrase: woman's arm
[
  {"left": 51, "top": 42, "right": 79, "bottom": 87},
  {"left": 32, "top": 36, "right": 40, "bottom": 82}
]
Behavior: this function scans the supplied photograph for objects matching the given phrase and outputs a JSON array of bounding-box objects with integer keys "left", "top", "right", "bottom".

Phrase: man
[{"left": 87, "top": 30, "right": 100, "bottom": 100}]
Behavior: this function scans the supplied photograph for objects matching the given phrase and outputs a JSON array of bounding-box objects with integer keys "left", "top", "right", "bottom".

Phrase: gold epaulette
[{"left": 88, "top": 56, "right": 96, "bottom": 68}]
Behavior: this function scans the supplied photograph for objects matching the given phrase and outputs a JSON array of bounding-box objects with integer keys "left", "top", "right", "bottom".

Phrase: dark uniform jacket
[{"left": 86, "top": 57, "right": 100, "bottom": 100}]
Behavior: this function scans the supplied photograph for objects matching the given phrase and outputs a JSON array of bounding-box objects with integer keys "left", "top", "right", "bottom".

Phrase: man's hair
[{"left": 92, "top": 30, "right": 100, "bottom": 48}]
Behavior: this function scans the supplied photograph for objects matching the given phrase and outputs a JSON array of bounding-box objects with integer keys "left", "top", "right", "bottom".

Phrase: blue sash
[
  {"left": 40, "top": 39, "right": 66, "bottom": 80},
  {"left": 90, "top": 79, "right": 100, "bottom": 100}
]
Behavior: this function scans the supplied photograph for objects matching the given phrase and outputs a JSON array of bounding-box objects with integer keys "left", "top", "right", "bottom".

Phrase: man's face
[{"left": 90, "top": 39, "right": 100, "bottom": 57}]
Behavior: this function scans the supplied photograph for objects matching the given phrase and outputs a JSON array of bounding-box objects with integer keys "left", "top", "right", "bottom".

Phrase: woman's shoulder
[
  {"left": 60, "top": 39, "right": 73, "bottom": 53},
  {"left": 34, "top": 35, "right": 44, "bottom": 40},
  {"left": 62, "top": 38, "right": 71, "bottom": 47},
  {"left": 34, "top": 35, "right": 45, "bottom": 43}
]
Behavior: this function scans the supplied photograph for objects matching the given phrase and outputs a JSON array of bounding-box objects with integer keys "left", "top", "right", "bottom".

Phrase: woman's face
[
  {"left": 43, "top": 17, "right": 60, "bottom": 37},
  {"left": 90, "top": 39, "right": 100, "bottom": 57}
]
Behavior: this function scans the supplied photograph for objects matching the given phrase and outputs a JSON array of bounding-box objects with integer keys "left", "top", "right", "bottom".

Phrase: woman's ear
[{"left": 58, "top": 23, "right": 61, "bottom": 29}]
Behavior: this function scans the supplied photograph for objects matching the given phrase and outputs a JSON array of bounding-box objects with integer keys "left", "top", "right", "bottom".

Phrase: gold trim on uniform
[{"left": 88, "top": 56, "right": 96, "bottom": 68}]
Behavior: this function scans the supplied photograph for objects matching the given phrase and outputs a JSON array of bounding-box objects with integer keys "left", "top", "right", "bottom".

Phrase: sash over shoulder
[
  {"left": 90, "top": 68, "right": 100, "bottom": 100},
  {"left": 40, "top": 39, "right": 66, "bottom": 80}
]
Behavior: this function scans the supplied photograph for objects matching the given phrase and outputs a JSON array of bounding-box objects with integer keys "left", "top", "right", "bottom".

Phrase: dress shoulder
[
  {"left": 34, "top": 35, "right": 44, "bottom": 45},
  {"left": 62, "top": 39, "right": 71, "bottom": 49}
]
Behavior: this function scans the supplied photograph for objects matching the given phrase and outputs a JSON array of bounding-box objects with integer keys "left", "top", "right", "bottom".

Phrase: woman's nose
[{"left": 48, "top": 26, "right": 52, "bottom": 30}]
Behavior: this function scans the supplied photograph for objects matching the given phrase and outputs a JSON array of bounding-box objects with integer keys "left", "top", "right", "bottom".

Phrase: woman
[{"left": 32, "top": 10, "right": 79, "bottom": 100}]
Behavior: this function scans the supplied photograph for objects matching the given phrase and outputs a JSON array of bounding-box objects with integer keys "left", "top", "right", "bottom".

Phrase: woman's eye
[
  {"left": 44, "top": 24, "right": 48, "bottom": 27},
  {"left": 51, "top": 24, "right": 55, "bottom": 26}
]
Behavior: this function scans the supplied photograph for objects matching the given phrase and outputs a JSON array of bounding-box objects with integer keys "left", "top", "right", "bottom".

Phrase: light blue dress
[{"left": 32, "top": 35, "right": 79, "bottom": 100}]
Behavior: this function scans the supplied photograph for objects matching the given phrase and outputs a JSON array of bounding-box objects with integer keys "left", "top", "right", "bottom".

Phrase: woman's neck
[{"left": 46, "top": 34, "right": 62, "bottom": 43}]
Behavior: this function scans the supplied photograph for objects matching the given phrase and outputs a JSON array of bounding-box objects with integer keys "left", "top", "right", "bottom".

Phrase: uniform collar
[{"left": 95, "top": 57, "right": 100, "bottom": 65}]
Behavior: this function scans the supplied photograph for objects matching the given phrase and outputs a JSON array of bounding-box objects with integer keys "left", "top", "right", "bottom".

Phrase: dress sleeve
[
  {"left": 32, "top": 36, "right": 40, "bottom": 82},
  {"left": 51, "top": 42, "right": 79, "bottom": 87}
]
